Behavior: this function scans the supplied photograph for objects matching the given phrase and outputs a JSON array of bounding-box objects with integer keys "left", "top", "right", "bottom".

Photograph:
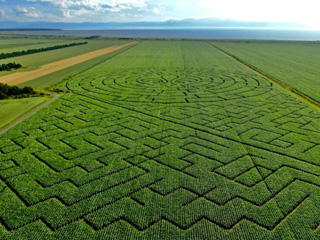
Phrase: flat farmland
[
  {"left": 0, "top": 97, "right": 48, "bottom": 130},
  {"left": 0, "top": 41, "right": 319, "bottom": 239},
  {"left": 0, "top": 41, "right": 63, "bottom": 51},
  {"left": 0, "top": 40, "right": 75, "bottom": 54},
  {"left": 0, "top": 39, "right": 134, "bottom": 89},
  {"left": 0, "top": 42, "right": 137, "bottom": 86},
  {"left": 0, "top": 40, "right": 131, "bottom": 77},
  {"left": 213, "top": 41, "right": 320, "bottom": 103},
  {"left": 0, "top": 38, "right": 67, "bottom": 50}
]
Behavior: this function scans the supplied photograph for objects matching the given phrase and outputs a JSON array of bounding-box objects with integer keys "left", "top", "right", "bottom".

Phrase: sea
[{"left": 11, "top": 28, "right": 320, "bottom": 41}]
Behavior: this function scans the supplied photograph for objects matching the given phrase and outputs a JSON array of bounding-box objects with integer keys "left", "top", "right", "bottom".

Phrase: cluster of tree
[
  {"left": 0, "top": 83, "right": 36, "bottom": 99},
  {"left": 0, "top": 42, "right": 88, "bottom": 60},
  {"left": 0, "top": 62, "right": 22, "bottom": 71},
  {"left": 84, "top": 36, "right": 100, "bottom": 40}
]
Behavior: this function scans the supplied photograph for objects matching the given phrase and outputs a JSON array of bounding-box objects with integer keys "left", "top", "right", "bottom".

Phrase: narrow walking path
[{"left": 0, "top": 93, "right": 60, "bottom": 136}]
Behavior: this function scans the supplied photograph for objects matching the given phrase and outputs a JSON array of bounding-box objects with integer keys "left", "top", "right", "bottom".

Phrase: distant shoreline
[
  {"left": 0, "top": 28, "right": 62, "bottom": 31},
  {"left": 5, "top": 28, "right": 320, "bottom": 41}
]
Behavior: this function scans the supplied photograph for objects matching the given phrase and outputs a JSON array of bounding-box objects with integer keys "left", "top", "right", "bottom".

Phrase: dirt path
[
  {"left": 0, "top": 93, "right": 60, "bottom": 136},
  {"left": 0, "top": 42, "right": 137, "bottom": 86}
]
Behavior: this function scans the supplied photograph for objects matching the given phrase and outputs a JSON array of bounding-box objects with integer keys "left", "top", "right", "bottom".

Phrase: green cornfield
[{"left": 0, "top": 41, "right": 319, "bottom": 239}]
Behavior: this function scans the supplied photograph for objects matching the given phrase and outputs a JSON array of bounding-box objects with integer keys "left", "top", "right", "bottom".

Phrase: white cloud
[
  {"left": 15, "top": 6, "right": 41, "bottom": 19},
  {"left": 6, "top": 0, "right": 319, "bottom": 27},
  {"left": 27, "top": 0, "right": 148, "bottom": 11},
  {"left": 25, "top": 0, "right": 155, "bottom": 21},
  {"left": 24, "top": 12, "right": 40, "bottom": 18},
  {"left": 16, "top": 7, "right": 29, "bottom": 13},
  {"left": 62, "top": 9, "right": 71, "bottom": 18},
  {"left": 27, "top": 0, "right": 99, "bottom": 10},
  {"left": 153, "top": 8, "right": 160, "bottom": 15},
  {"left": 0, "top": 10, "right": 6, "bottom": 18}
]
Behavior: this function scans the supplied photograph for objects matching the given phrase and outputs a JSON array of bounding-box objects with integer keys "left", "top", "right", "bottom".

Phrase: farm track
[
  {"left": 0, "top": 94, "right": 60, "bottom": 136},
  {"left": 0, "top": 42, "right": 138, "bottom": 86},
  {"left": 209, "top": 43, "right": 320, "bottom": 110}
]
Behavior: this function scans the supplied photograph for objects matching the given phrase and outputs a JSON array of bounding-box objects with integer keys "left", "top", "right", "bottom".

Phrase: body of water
[{"left": 11, "top": 28, "right": 320, "bottom": 41}]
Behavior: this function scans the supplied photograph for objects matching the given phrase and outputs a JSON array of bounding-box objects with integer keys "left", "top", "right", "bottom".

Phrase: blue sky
[{"left": 0, "top": 0, "right": 319, "bottom": 28}]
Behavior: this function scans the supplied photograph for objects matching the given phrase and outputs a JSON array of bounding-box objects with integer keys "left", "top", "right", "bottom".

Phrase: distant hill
[{"left": 0, "top": 18, "right": 305, "bottom": 30}]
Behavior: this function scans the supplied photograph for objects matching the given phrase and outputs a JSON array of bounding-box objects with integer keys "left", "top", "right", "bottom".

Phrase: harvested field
[{"left": 0, "top": 42, "right": 137, "bottom": 85}]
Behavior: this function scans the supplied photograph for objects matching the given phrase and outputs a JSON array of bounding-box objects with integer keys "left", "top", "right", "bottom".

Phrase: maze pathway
[{"left": 0, "top": 42, "right": 319, "bottom": 239}]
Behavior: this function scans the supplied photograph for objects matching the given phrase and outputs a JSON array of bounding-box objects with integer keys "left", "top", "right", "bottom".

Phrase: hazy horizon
[
  {"left": 1, "top": 0, "right": 320, "bottom": 29},
  {"left": 1, "top": 18, "right": 317, "bottom": 31}
]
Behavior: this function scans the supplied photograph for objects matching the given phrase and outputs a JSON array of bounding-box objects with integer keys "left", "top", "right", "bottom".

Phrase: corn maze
[{"left": 0, "top": 41, "right": 319, "bottom": 239}]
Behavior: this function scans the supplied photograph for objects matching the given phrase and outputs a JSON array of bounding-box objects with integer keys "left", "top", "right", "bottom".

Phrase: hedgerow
[
  {"left": 0, "top": 42, "right": 88, "bottom": 60},
  {"left": 0, "top": 83, "right": 36, "bottom": 99}
]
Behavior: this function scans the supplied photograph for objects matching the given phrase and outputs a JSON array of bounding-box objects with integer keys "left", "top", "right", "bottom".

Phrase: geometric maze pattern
[
  {"left": 68, "top": 68, "right": 274, "bottom": 104},
  {"left": 1, "top": 65, "right": 320, "bottom": 239}
]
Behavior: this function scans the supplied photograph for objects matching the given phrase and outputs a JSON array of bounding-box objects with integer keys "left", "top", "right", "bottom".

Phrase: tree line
[
  {"left": 0, "top": 83, "right": 36, "bottom": 100},
  {"left": 0, "top": 42, "right": 88, "bottom": 60},
  {"left": 0, "top": 62, "right": 22, "bottom": 71}
]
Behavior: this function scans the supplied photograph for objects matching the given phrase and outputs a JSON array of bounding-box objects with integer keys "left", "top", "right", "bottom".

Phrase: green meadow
[
  {"left": 18, "top": 40, "right": 134, "bottom": 89},
  {"left": 213, "top": 41, "right": 320, "bottom": 103},
  {"left": 0, "top": 40, "right": 75, "bottom": 54},
  {"left": 0, "top": 37, "right": 319, "bottom": 239},
  {"left": 0, "top": 97, "right": 48, "bottom": 130},
  {"left": 0, "top": 38, "right": 130, "bottom": 78}
]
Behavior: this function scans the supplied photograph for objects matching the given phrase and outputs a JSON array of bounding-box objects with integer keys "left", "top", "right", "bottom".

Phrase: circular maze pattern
[{"left": 68, "top": 68, "right": 273, "bottom": 103}]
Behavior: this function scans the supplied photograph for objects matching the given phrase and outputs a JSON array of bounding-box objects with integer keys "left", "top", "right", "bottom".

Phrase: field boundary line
[
  {"left": 0, "top": 93, "right": 60, "bottom": 136},
  {"left": 209, "top": 42, "right": 320, "bottom": 110}
]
